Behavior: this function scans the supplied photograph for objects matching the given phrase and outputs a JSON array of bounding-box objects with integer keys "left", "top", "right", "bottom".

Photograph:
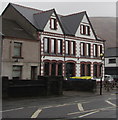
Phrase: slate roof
[
  {"left": 2, "top": 3, "right": 100, "bottom": 40},
  {"left": 2, "top": 18, "right": 36, "bottom": 40},
  {"left": 105, "top": 47, "right": 118, "bottom": 57},
  {"left": 60, "top": 12, "right": 85, "bottom": 36},
  {"left": 11, "top": 3, "right": 42, "bottom": 30},
  {"left": 34, "top": 9, "right": 54, "bottom": 30}
]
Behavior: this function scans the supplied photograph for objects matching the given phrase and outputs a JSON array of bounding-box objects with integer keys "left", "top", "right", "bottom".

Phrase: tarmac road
[{"left": 2, "top": 89, "right": 118, "bottom": 119}]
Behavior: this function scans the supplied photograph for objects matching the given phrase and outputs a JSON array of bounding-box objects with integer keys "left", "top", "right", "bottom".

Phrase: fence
[{"left": 2, "top": 76, "right": 63, "bottom": 98}]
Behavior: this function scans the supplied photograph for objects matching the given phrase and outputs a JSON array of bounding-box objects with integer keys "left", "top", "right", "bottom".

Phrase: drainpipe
[
  {"left": 64, "top": 35, "right": 66, "bottom": 77},
  {"left": 37, "top": 31, "right": 42, "bottom": 76},
  {"left": 0, "top": 33, "right": 4, "bottom": 77}
]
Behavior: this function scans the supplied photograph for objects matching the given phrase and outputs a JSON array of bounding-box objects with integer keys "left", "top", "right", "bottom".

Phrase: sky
[{"left": 0, "top": 0, "right": 117, "bottom": 17}]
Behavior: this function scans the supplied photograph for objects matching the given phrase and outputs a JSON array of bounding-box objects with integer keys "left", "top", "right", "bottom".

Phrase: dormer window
[
  {"left": 50, "top": 18, "right": 57, "bottom": 30},
  {"left": 80, "top": 24, "right": 90, "bottom": 36}
]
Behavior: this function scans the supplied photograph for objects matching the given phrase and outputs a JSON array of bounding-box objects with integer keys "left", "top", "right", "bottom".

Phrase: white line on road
[
  {"left": 105, "top": 100, "right": 117, "bottom": 107},
  {"left": 1, "top": 107, "right": 24, "bottom": 113},
  {"left": 77, "top": 103, "right": 84, "bottom": 112},
  {"left": 68, "top": 106, "right": 114, "bottom": 115},
  {"left": 31, "top": 109, "right": 42, "bottom": 118},
  {"left": 78, "top": 110, "right": 100, "bottom": 118}
]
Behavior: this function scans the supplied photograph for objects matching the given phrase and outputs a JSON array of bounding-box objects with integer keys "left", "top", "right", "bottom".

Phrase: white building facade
[{"left": 1, "top": 3, "right": 105, "bottom": 79}]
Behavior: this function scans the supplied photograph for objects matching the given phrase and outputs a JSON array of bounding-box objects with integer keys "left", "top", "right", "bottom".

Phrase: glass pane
[
  {"left": 71, "top": 42, "right": 74, "bottom": 55},
  {"left": 81, "top": 43, "right": 83, "bottom": 56},
  {"left": 51, "top": 19, "right": 54, "bottom": 29},
  {"left": 66, "top": 41, "right": 69, "bottom": 54},
  {"left": 14, "top": 47, "right": 20, "bottom": 56},
  {"left": 58, "top": 40, "right": 61, "bottom": 53},
  {"left": 86, "top": 44, "right": 89, "bottom": 56},
  {"left": 12, "top": 66, "right": 22, "bottom": 78},
  {"left": 58, "top": 63, "right": 62, "bottom": 75},
  {"left": 81, "top": 64, "right": 85, "bottom": 76},
  {"left": 94, "top": 64, "right": 97, "bottom": 77},
  {"left": 44, "top": 38, "right": 48, "bottom": 53},
  {"left": 51, "top": 39, "right": 55, "bottom": 53},
  {"left": 51, "top": 63, "right": 56, "bottom": 76},
  {"left": 44, "top": 62, "right": 49, "bottom": 76}
]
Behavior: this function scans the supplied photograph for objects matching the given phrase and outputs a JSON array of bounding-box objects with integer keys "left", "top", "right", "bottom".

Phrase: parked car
[
  {"left": 111, "top": 75, "right": 118, "bottom": 83},
  {"left": 104, "top": 75, "right": 114, "bottom": 83}
]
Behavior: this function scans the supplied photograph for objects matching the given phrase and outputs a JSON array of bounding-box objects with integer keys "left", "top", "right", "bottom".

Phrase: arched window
[
  {"left": 66, "top": 62, "right": 76, "bottom": 77},
  {"left": 58, "top": 62, "right": 63, "bottom": 76},
  {"left": 93, "top": 64, "right": 97, "bottom": 77},
  {"left": 44, "top": 62, "right": 50, "bottom": 76}
]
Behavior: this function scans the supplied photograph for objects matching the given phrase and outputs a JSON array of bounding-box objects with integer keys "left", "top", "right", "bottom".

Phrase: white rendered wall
[{"left": 75, "top": 15, "right": 96, "bottom": 40}]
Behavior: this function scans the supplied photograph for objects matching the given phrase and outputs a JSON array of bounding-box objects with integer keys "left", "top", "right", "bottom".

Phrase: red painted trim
[
  {"left": 65, "top": 60, "right": 76, "bottom": 63},
  {"left": 42, "top": 32, "right": 104, "bottom": 43},
  {"left": 43, "top": 59, "right": 50, "bottom": 62}
]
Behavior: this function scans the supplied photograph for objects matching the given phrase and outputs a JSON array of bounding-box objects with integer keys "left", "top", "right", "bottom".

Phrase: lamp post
[{"left": 100, "top": 53, "right": 104, "bottom": 95}]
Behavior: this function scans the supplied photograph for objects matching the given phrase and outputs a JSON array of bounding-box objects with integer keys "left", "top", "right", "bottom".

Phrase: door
[{"left": 31, "top": 66, "right": 37, "bottom": 80}]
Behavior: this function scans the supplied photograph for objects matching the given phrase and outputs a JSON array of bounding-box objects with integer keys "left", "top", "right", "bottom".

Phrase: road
[{"left": 2, "top": 90, "right": 117, "bottom": 119}]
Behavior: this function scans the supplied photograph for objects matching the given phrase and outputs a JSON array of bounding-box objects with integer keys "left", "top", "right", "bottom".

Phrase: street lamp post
[{"left": 100, "top": 53, "right": 104, "bottom": 95}]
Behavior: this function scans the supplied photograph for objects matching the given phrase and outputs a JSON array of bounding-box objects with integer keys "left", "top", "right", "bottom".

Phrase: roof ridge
[
  {"left": 10, "top": 3, "right": 43, "bottom": 12},
  {"left": 34, "top": 9, "right": 54, "bottom": 15},
  {"left": 61, "top": 11, "right": 86, "bottom": 18}
]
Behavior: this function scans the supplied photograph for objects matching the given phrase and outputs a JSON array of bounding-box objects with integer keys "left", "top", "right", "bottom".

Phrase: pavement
[{"left": 63, "top": 86, "right": 117, "bottom": 97}]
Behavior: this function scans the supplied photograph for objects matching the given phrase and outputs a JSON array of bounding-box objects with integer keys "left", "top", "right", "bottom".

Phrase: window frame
[
  {"left": 80, "top": 24, "right": 90, "bottom": 36},
  {"left": 50, "top": 18, "right": 57, "bottom": 30},
  {"left": 14, "top": 42, "right": 22, "bottom": 57},
  {"left": 44, "top": 37, "right": 50, "bottom": 53},
  {"left": 109, "top": 59, "right": 116, "bottom": 64},
  {"left": 12, "top": 65, "right": 22, "bottom": 79},
  {"left": 57, "top": 39, "right": 62, "bottom": 54}
]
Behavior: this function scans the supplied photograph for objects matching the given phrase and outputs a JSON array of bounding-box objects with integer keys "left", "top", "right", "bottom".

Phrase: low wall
[
  {"left": 63, "top": 79, "right": 96, "bottom": 92},
  {"left": 2, "top": 76, "right": 63, "bottom": 98}
]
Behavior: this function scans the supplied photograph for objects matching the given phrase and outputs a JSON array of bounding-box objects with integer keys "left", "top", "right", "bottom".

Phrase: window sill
[
  {"left": 80, "top": 33, "right": 90, "bottom": 36},
  {"left": 12, "top": 56, "right": 24, "bottom": 59}
]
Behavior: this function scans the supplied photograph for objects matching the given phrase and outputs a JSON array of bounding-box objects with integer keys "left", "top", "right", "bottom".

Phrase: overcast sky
[{"left": 0, "top": 0, "right": 117, "bottom": 17}]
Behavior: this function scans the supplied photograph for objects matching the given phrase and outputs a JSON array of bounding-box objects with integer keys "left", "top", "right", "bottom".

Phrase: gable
[
  {"left": 60, "top": 12, "right": 85, "bottom": 36},
  {"left": 75, "top": 14, "right": 96, "bottom": 39},
  {"left": 44, "top": 11, "right": 63, "bottom": 34}
]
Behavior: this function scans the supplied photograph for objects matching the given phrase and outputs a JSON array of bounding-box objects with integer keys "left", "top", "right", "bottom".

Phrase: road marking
[
  {"left": 78, "top": 110, "right": 100, "bottom": 118},
  {"left": 77, "top": 103, "right": 84, "bottom": 112},
  {"left": 31, "top": 109, "right": 42, "bottom": 118},
  {"left": 105, "top": 100, "right": 116, "bottom": 107},
  {"left": 68, "top": 106, "right": 114, "bottom": 115},
  {"left": 1, "top": 107, "right": 24, "bottom": 113}
]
